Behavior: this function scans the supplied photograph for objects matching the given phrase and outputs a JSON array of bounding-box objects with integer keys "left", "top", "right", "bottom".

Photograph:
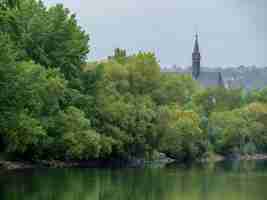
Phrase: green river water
[{"left": 0, "top": 160, "right": 267, "bottom": 200}]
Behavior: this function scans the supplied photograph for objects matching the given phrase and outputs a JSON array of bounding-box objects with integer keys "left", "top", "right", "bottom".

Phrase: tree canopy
[{"left": 1, "top": 0, "right": 267, "bottom": 162}]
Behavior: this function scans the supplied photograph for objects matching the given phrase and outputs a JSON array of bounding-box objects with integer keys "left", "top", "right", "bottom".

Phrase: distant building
[
  {"left": 191, "top": 33, "right": 224, "bottom": 88},
  {"left": 162, "top": 33, "right": 225, "bottom": 88},
  {"left": 161, "top": 34, "right": 267, "bottom": 90}
]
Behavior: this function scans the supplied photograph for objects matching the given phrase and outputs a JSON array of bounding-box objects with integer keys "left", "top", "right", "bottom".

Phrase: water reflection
[{"left": 0, "top": 160, "right": 267, "bottom": 200}]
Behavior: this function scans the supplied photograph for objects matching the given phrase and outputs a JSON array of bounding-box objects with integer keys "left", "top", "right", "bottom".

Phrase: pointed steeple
[
  {"left": 193, "top": 33, "right": 199, "bottom": 53},
  {"left": 192, "top": 32, "right": 201, "bottom": 79},
  {"left": 218, "top": 72, "right": 225, "bottom": 87}
]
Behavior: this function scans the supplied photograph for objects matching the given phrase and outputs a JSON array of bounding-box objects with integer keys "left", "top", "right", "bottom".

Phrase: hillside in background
[{"left": 162, "top": 66, "right": 267, "bottom": 90}]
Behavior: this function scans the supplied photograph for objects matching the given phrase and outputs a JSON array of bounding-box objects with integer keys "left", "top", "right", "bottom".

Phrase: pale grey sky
[{"left": 43, "top": 0, "right": 267, "bottom": 67}]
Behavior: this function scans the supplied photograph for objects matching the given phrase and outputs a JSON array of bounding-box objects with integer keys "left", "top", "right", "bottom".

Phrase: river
[{"left": 0, "top": 160, "right": 267, "bottom": 200}]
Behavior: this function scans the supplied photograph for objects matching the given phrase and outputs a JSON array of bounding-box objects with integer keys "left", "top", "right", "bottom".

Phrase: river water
[{"left": 0, "top": 160, "right": 267, "bottom": 200}]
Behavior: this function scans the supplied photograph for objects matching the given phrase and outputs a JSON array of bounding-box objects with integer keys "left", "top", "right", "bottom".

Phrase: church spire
[
  {"left": 192, "top": 33, "right": 201, "bottom": 79},
  {"left": 193, "top": 33, "right": 199, "bottom": 53}
]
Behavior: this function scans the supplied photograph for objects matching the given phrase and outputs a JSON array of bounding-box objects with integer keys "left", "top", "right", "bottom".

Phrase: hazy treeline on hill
[
  {"left": 0, "top": 0, "right": 267, "bottom": 163},
  {"left": 163, "top": 65, "right": 267, "bottom": 90}
]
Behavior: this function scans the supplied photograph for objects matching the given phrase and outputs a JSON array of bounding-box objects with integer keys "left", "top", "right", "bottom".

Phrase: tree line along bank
[{"left": 0, "top": 0, "right": 267, "bottom": 163}]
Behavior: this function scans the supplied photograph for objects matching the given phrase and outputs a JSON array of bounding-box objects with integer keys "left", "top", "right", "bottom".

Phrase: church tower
[{"left": 192, "top": 33, "right": 201, "bottom": 79}]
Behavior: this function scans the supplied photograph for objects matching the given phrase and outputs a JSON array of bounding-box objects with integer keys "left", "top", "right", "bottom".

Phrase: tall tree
[
  {"left": 0, "top": 0, "right": 90, "bottom": 81},
  {"left": 0, "top": 0, "right": 19, "bottom": 10}
]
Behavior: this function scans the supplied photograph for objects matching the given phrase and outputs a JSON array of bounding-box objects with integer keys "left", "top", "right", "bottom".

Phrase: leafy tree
[
  {"left": 4, "top": 112, "right": 46, "bottom": 155},
  {"left": 193, "top": 87, "right": 243, "bottom": 117},
  {"left": 209, "top": 106, "right": 265, "bottom": 156},
  {"left": 160, "top": 109, "right": 205, "bottom": 161},
  {"left": 246, "top": 88, "right": 267, "bottom": 104},
  {"left": 54, "top": 106, "right": 101, "bottom": 160},
  {"left": 0, "top": 0, "right": 20, "bottom": 10},
  {"left": 0, "top": 32, "right": 68, "bottom": 158},
  {"left": 245, "top": 103, "right": 267, "bottom": 151},
  {"left": 153, "top": 73, "right": 198, "bottom": 106},
  {"left": 126, "top": 52, "right": 160, "bottom": 95},
  {"left": 0, "top": 0, "right": 90, "bottom": 81},
  {"left": 108, "top": 48, "right": 127, "bottom": 64},
  {"left": 2, "top": 0, "right": 267, "bottom": 164}
]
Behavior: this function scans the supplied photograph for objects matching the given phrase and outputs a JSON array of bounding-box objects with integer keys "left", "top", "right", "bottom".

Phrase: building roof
[{"left": 196, "top": 72, "right": 224, "bottom": 87}]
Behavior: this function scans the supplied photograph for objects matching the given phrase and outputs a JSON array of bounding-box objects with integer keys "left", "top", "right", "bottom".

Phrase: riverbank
[
  {"left": 0, "top": 159, "right": 133, "bottom": 170},
  {"left": 240, "top": 154, "right": 267, "bottom": 161},
  {"left": 0, "top": 160, "right": 34, "bottom": 170},
  {"left": 202, "top": 153, "right": 267, "bottom": 163},
  {"left": 0, "top": 153, "right": 175, "bottom": 171},
  {"left": 1, "top": 154, "right": 267, "bottom": 171}
]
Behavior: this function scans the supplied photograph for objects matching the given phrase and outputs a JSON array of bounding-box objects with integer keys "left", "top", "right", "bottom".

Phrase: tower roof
[{"left": 193, "top": 33, "right": 199, "bottom": 53}]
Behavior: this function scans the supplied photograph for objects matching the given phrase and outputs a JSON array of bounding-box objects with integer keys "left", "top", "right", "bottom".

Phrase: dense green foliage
[{"left": 1, "top": 0, "right": 267, "bottom": 162}]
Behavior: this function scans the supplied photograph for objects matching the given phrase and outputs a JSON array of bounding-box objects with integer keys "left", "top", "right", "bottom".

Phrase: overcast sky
[{"left": 43, "top": 0, "right": 267, "bottom": 67}]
